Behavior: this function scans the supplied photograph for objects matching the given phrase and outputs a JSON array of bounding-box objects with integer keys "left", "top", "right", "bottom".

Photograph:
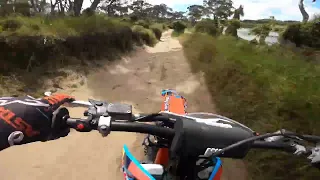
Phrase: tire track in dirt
[{"left": 0, "top": 30, "right": 247, "bottom": 180}]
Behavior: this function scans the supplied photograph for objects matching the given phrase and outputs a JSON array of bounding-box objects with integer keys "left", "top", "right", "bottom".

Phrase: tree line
[
  {"left": 0, "top": 0, "right": 186, "bottom": 20},
  {"left": 186, "top": 0, "right": 243, "bottom": 25},
  {"left": 1, "top": 0, "right": 317, "bottom": 24},
  {"left": 185, "top": 0, "right": 318, "bottom": 24}
]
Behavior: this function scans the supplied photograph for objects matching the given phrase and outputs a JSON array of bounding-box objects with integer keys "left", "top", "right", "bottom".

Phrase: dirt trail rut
[{"left": 0, "top": 30, "right": 247, "bottom": 180}]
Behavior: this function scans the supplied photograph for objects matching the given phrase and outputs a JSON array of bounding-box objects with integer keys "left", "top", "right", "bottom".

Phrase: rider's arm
[{"left": 0, "top": 94, "right": 74, "bottom": 151}]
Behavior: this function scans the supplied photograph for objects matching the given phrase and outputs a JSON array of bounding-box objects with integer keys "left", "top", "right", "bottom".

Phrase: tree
[
  {"left": 299, "top": 0, "right": 317, "bottom": 22},
  {"left": 187, "top": 5, "right": 204, "bottom": 25},
  {"left": 232, "top": 5, "right": 243, "bottom": 20},
  {"left": 149, "top": 3, "right": 172, "bottom": 19},
  {"left": 225, "top": 5, "right": 243, "bottom": 37},
  {"left": 203, "top": 0, "right": 234, "bottom": 20},
  {"left": 129, "top": 0, "right": 152, "bottom": 18},
  {"left": 50, "top": 0, "right": 58, "bottom": 14},
  {"left": 250, "top": 24, "right": 272, "bottom": 44},
  {"left": 169, "top": 11, "right": 185, "bottom": 20},
  {"left": 90, "top": 0, "right": 103, "bottom": 11},
  {"left": 73, "top": 0, "right": 84, "bottom": 16},
  {"left": 100, "top": 0, "right": 127, "bottom": 16},
  {"left": 111, "top": 1, "right": 128, "bottom": 16}
]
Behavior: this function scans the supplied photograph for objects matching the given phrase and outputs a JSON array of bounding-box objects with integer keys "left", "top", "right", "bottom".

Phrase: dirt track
[{"left": 0, "top": 30, "right": 247, "bottom": 180}]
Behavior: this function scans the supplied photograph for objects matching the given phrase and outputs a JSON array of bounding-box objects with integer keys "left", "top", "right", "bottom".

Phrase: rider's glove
[{"left": 0, "top": 93, "right": 75, "bottom": 151}]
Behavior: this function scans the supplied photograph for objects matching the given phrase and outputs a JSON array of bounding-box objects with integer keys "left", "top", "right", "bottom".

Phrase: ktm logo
[
  {"left": 204, "top": 148, "right": 222, "bottom": 157},
  {"left": 0, "top": 107, "right": 40, "bottom": 137}
]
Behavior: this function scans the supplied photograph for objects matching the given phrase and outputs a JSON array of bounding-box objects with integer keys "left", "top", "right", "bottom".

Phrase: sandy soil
[{"left": 0, "top": 30, "right": 247, "bottom": 180}]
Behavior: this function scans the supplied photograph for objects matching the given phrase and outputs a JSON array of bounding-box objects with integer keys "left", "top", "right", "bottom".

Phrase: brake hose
[
  {"left": 213, "top": 130, "right": 301, "bottom": 157},
  {"left": 200, "top": 130, "right": 299, "bottom": 168}
]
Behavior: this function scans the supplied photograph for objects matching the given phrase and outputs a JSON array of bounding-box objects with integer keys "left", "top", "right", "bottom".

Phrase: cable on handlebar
[
  {"left": 111, "top": 121, "right": 175, "bottom": 139},
  {"left": 299, "top": 135, "right": 320, "bottom": 144},
  {"left": 132, "top": 113, "right": 171, "bottom": 123},
  {"left": 252, "top": 141, "right": 295, "bottom": 152},
  {"left": 198, "top": 130, "right": 302, "bottom": 168},
  {"left": 212, "top": 132, "right": 285, "bottom": 157},
  {"left": 215, "top": 130, "right": 302, "bottom": 157}
]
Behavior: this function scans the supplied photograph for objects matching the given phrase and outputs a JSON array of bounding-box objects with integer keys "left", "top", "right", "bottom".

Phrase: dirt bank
[{"left": 0, "top": 30, "right": 247, "bottom": 180}]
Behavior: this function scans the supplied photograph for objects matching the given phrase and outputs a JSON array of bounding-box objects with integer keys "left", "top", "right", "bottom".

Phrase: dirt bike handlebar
[
  {"left": 52, "top": 95, "right": 320, "bottom": 168},
  {"left": 65, "top": 113, "right": 320, "bottom": 166},
  {"left": 65, "top": 117, "right": 175, "bottom": 139},
  {"left": 65, "top": 116, "right": 296, "bottom": 153}
]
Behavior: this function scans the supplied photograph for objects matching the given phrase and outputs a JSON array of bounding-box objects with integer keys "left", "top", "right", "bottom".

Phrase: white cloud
[{"left": 82, "top": 0, "right": 319, "bottom": 21}]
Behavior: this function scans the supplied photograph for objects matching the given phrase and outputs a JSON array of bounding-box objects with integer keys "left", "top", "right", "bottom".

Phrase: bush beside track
[
  {"left": 0, "top": 14, "right": 167, "bottom": 97},
  {"left": 0, "top": 14, "right": 165, "bottom": 74},
  {"left": 182, "top": 33, "right": 320, "bottom": 180}
]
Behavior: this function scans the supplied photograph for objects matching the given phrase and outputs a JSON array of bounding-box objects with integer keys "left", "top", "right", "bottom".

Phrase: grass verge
[{"left": 182, "top": 33, "right": 320, "bottom": 180}]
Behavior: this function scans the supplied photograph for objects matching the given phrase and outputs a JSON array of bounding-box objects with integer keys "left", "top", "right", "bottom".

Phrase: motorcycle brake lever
[{"left": 308, "top": 143, "right": 320, "bottom": 164}]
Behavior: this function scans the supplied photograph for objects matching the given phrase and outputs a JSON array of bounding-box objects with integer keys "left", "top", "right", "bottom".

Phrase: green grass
[{"left": 182, "top": 33, "right": 320, "bottom": 180}]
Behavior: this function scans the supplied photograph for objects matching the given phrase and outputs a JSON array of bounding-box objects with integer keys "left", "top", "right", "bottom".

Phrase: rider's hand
[{"left": 0, "top": 93, "right": 75, "bottom": 150}]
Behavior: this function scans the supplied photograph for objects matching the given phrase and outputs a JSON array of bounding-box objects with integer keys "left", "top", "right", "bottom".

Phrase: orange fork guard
[{"left": 155, "top": 92, "right": 186, "bottom": 166}]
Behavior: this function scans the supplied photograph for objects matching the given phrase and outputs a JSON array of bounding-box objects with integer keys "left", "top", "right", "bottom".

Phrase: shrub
[
  {"left": 13, "top": 3, "right": 31, "bottom": 16},
  {"left": 151, "top": 27, "right": 162, "bottom": 40},
  {"left": 281, "top": 23, "right": 302, "bottom": 46},
  {"left": 150, "top": 23, "right": 164, "bottom": 40},
  {"left": 182, "top": 33, "right": 320, "bottom": 180},
  {"left": 311, "top": 13, "right": 320, "bottom": 22},
  {"left": 130, "top": 15, "right": 138, "bottom": 22},
  {"left": 250, "top": 24, "right": 272, "bottom": 44},
  {"left": 0, "top": 15, "right": 153, "bottom": 74},
  {"left": 225, "top": 19, "right": 241, "bottom": 37},
  {"left": 282, "top": 21, "right": 320, "bottom": 48},
  {"left": 1, "top": 19, "right": 22, "bottom": 31},
  {"left": 273, "top": 27, "right": 281, "bottom": 32},
  {"left": 162, "top": 24, "right": 167, "bottom": 30},
  {"left": 172, "top": 21, "right": 186, "bottom": 33},
  {"left": 132, "top": 25, "right": 157, "bottom": 46},
  {"left": 195, "top": 20, "right": 219, "bottom": 36},
  {"left": 150, "top": 23, "right": 165, "bottom": 32},
  {"left": 82, "top": 8, "right": 95, "bottom": 16},
  {"left": 134, "top": 20, "right": 150, "bottom": 29}
]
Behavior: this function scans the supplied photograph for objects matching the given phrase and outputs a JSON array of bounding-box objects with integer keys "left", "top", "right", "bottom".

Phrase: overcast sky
[{"left": 82, "top": 0, "right": 320, "bottom": 21}]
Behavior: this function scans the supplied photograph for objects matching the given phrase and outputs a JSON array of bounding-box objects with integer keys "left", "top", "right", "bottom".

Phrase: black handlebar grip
[{"left": 301, "top": 135, "right": 320, "bottom": 143}]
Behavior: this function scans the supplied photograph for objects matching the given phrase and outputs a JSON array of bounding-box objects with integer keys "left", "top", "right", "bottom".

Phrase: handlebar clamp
[
  {"left": 84, "top": 99, "right": 133, "bottom": 136},
  {"left": 86, "top": 99, "right": 132, "bottom": 120},
  {"left": 98, "top": 116, "right": 111, "bottom": 137}
]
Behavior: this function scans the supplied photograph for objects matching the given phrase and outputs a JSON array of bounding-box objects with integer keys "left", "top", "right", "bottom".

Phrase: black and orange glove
[{"left": 0, "top": 93, "right": 75, "bottom": 151}]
